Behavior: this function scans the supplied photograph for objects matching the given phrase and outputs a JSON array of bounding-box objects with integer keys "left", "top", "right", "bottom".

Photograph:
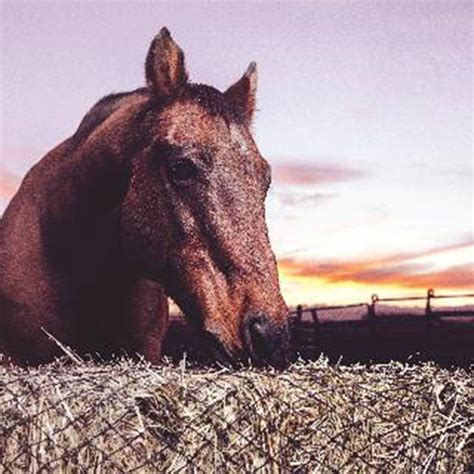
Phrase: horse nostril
[
  {"left": 250, "top": 318, "right": 265, "bottom": 336},
  {"left": 243, "top": 313, "right": 290, "bottom": 370}
]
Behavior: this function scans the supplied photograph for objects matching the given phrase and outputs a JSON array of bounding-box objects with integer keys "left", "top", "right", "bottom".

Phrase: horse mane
[
  {"left": 72, "top": 83, "right": 243, "bottom": 147},
  {"left": 72, "top": 88, "right": 149, "bottom": 145}
]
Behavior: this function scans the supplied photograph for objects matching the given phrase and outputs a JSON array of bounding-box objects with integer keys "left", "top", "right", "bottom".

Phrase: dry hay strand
[{"left": 0, "top": 355, "right": 472, "bottom": 473}]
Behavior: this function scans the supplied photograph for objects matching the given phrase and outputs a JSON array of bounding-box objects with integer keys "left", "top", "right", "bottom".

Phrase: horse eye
[{"left": 168, "top": 159, "right": 198, "bottom": 183}]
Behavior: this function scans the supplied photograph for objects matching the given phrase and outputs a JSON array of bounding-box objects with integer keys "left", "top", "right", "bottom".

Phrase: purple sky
[{"left": 1, "top": 1, "right": 472, "bottom": 304}]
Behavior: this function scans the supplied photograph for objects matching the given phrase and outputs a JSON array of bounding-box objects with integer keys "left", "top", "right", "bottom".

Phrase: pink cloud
[
  {"left": 273, "top": 191, "right": 336, "bottom": 206},
  {"left": 0, "top": 168, "right": 19, "bottom": 200},
  {"left": 272, "top": 162, "right": 365, "bottom": 185}
]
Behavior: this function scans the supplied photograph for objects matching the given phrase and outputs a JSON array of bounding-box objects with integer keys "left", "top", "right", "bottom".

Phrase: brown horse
[{"left": 0, "top": 28, "right": 289, "bottom": 368}]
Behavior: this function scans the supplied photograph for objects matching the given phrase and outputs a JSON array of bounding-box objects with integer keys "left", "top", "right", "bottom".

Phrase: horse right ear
[{"left": 145, "top": 27, "right": 188, "bottom": 99}]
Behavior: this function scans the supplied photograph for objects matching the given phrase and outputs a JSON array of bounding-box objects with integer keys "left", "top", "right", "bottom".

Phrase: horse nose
[{"left": 243, "top": 313, "right": 289, "bottom": 370}]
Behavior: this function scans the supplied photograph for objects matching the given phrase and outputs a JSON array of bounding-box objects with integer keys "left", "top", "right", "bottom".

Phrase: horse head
[{"left": 113, "top": 28, "right": 289, "bottom": 368}]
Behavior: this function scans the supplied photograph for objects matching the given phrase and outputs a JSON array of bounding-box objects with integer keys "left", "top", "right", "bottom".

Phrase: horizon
[{"left": 1, "top": 1, "right": 473, "bottom": 306}]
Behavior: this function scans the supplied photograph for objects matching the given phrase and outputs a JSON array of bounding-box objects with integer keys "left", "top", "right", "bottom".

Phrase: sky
[{"left": 1, "top": 1, "right": 473, "bottom": 306}]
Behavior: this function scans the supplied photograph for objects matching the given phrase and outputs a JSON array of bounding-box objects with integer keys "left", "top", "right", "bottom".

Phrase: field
[{"left": 1, "top": 355, "right": 472, "bottom": 472}]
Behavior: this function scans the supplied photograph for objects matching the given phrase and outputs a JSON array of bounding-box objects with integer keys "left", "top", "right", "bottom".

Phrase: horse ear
[
  {"left": 145, "top": 27, "right": 188, "bottom": 99},
  {"left": 224, "top": 62, "right": 257, "bottom": 125}
]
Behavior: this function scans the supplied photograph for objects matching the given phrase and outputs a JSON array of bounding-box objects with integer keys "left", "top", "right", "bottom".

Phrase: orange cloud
[
  {"left": 0, "top": 168, "right": 19, "bottom": 200},
  {"left": 399, "top": 265, "right": 474, "bottom": 289},
  {"left": 279, "top": 239, "right": 474, "bottom": 291},
  {"left": 272, "top": 162, "right": 365, "bottom": 185}
]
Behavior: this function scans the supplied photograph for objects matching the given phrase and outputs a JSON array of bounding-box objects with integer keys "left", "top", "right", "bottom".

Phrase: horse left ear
[
  {"left": 224, "top": 62, "right": 257, "bottom": 125},
  {"left": 145, "top": 27, "right": 188, "bottom": 99}
]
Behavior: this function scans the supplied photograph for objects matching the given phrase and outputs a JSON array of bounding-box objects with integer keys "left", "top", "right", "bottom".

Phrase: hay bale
[{"left": 0, "top": 357, "right": 472, "bottom": 472}]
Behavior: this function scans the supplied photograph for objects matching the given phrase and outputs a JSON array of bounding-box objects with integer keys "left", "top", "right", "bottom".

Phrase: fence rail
[{"left": 291, "top": 288, "right": 474, "bottom": 321}]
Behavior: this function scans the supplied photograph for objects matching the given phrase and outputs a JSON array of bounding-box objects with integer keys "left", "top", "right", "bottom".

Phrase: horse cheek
[{"left": 120, "top": 176, "right": 168, "bottom": 278}]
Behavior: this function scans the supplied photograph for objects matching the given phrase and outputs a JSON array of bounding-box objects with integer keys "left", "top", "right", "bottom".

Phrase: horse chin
[
  {"left": 240, "top": 314, "right": 290, "bottom": 370},
  {"left": 201, "top": 330, "right": 239, "bottom": 368},
  {"left": 203, "top": 330, "right": 290, "bottom": 371}
]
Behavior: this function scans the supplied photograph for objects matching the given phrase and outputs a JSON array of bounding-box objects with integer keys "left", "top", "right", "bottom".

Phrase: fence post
[
  {"left": 310, "top": 308, "right": 318, "bottom": 325},
  {"left": 296, "top": 304, "right": 303, "bottom": 322},
  {"left": 368, "top": 294, "right": 378, "bottom": 319},
  {"left": 426, "top": 288, "right": 434, "bottom": 316}
]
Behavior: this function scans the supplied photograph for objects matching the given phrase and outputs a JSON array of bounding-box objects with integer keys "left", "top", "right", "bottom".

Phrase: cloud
[
  {"left": 0, "top": 168, "right": 19, "bottom": 200},
  {"left": 271, "top": 190, "right": 336, "bottom": 207},
  {"left": 279, "top": 239, "right": 474, "bottom": 290},
  {"left": 349, "top": 105, "right": 377, "bottom": 121},
  {"left": 272, "top": 162, "right": 365, "bottom": 186},
  {"left": 361, "top": 238, "right": 474, "bottom": 267},
  {"left": 402, "top": 265, "right": 474, "bottom": 290}
]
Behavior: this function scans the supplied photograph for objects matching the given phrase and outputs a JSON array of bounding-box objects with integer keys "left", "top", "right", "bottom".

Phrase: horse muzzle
[{"left": 242, "top": 313, "right": 290, "bottom": 370}]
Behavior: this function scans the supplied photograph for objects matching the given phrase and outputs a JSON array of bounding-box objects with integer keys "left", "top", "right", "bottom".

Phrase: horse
[{"left": 0, "top": 27, "right": 289, "bottom": 369}]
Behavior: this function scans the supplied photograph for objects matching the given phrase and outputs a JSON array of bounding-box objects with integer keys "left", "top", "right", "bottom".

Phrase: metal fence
[
  {"left": 291, "top": 288, "right": 474, "bottom": 321},
  {"left": 0, "top": 358, "right": 472, "bottom": 472},
  {"left": 288, "top": 289, "right": 474, "bottom": 367},
  {"left": 164, "top": 289, "right": 474, "bottom": 367}
]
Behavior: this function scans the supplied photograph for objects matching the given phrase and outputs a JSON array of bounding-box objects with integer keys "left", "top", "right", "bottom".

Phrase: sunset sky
[{"left": 1, "top": 1, "right": 473, "bottom": 306}]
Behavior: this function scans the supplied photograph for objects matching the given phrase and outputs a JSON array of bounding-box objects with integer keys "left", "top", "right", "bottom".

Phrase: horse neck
[{"left": 27, "top": 99, "right": 153, "bottom": 265}]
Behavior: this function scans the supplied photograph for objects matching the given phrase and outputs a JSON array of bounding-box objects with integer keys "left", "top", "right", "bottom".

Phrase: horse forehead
[
  {"left": 156, "top": 101, "right": 250, "bottom": 151},
  {"left": 228, "top": 123, "right": 251, "bottom": 155}
]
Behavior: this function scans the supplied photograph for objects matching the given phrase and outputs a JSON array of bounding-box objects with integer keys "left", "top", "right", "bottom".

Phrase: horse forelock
[{"left": 181, "top": 84, "right": 244, "bottom": 124}]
